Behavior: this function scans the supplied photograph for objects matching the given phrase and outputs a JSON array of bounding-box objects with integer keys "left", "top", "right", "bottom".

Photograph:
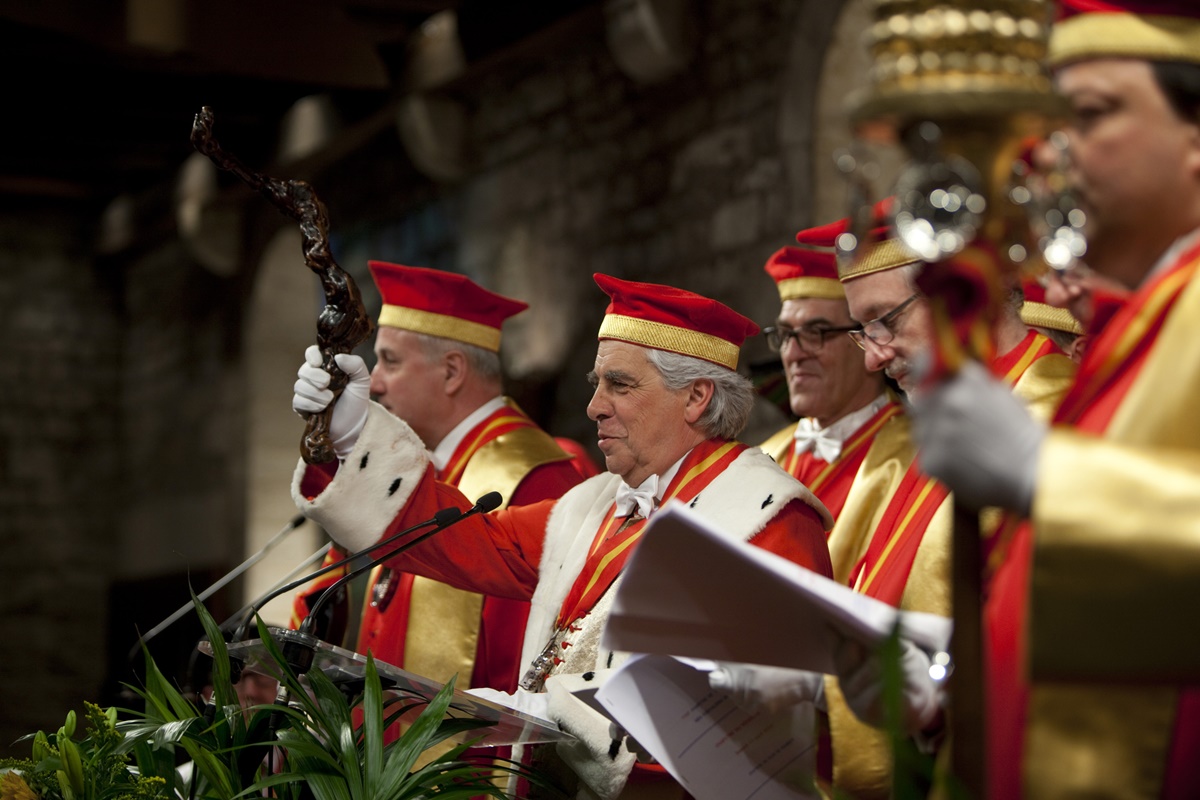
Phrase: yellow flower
[{"left": 0, "top": 771, "right": 38, "bottom": 800}]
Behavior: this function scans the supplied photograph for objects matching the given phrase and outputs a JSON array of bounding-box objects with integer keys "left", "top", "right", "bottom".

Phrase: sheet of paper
[
  {"left": 601, "top": 502, "right": 951, "bottom": 672},
  {"left": 595, "top": 654, "right": 819, "bottom": 800}
]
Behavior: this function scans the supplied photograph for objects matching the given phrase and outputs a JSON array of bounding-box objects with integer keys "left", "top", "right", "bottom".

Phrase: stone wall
[
  {"left": 317, "top": 0, "right": 854, "bottom": 448},
  {"left": 0, "top": 203, "right": 122, "bottom": 749}
]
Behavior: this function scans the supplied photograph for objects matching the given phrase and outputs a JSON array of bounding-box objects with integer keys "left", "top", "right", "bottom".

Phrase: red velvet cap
[
  {"left": 763, "top": 246, "right": 844, "bottom": 301},
  {"left": 795, "top": 198, "right": 895, "bottom": 249},
  {"left": 369, "top": 261, "right": 528, "bottom": 352},
  {"left": 1051, "top": 0, "right": 1200, "bottom": 66},
  {"left": 792, "top": 201, "right": 917, "bottom": 282},
  {"left": 593, "top": 273, "right": 759, "bottom": 370},
  {"left": 794, "top": 217, "right": 848, "bottom": 249},
  {"left": 1019, "top": 275, "right": 1085, "bottom": 335}
]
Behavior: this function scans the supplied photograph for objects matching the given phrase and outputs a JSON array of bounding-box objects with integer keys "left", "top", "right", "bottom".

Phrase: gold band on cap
[
  {"left": 1021, "top": 301, "right": 1084, "bottom": 336},
  {"left": 598, "top": 313, "right": 741, "bottom": 370},
  {"left": 1050, "top": 13, "right": 1200, "bottom": 67},
  {"left": 379, "top": 304, "right": 502, "bottom": 352},
  {"left": 776, "top": 277, "right": 846, "bottom": 302},
  {"left": 838, "top": 238, "right": 921, "bottom": 282}
]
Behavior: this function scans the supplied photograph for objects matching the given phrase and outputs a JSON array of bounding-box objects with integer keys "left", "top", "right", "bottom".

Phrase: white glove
[
  {"left": 912, "top": 360, "right": 1045, "bottom": 514},
  {"left": 708, "top": 663, "right": 825, "bottom": 714},
  {"left": 834, "top": 637, "right": 943, "bottom": 735},
  {"left": 292, "top": 345, "right": 370, "bottom": 460}
]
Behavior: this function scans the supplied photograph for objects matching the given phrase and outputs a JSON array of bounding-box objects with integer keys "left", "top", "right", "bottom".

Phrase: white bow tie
[
  {"left": 615, "top": 474, "right": 660, "bottom": 518},
  {"left": 793, "top": 418, "right": 842, "bottom": 463}
]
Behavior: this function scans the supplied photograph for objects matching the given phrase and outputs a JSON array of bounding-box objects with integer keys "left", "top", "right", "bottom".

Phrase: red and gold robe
[
  {"left": 987, "top": 238, "right": 1200, "bottom": 799},
  {"left": 760, "top": 393, "right": 914, "bottom": 586},
  {"left": 826, "top": 330, "right": 1076, "bottom": 799}
]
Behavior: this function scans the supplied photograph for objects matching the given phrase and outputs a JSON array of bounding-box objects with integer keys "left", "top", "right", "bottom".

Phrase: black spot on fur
[
  {"left": 689, "top": 496, "right": 700, "bottom": 508},
  {"left": 606, "top": 652, "right": 615, "bottom": 668},
  {"left": 582, "top": 671, "right": 595, "bottom": 681},
  {"left": 387, "top": 478, "right": 402, "bottom": 496},
  {"left": 359, "top": 454, "right": 369, "bottom": 470},
  {"left": 761, "top": 494, "right": 774, "bottom": 509}
]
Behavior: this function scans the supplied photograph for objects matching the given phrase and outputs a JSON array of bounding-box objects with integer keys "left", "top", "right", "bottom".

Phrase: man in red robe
[
  {"left": 291, "top": 262, "right": 583, "bottom": 695},
  {"left": 710, "top": 222, "right": 1076, "bottom": 798},
  {"left": 914, "top": 2, "right": 1200, "bottom": 795},
  {"left": 757, "top": 245, "right": 911, "bottom": 585},
  {"left": 291, "top": 274, "right": 834, "bottom": 799}
]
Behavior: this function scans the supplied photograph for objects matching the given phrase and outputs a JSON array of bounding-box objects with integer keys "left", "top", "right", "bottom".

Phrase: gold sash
[
  {"left": 1026, "top": 266, "right": 1200, "bottom": 796},
  {"left": 404, "top": 418, "right": 571, "bottom": 685}
]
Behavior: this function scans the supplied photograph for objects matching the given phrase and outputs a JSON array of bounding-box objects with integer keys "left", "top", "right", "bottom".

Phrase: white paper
[
  {"left": 601, "top": 501, "right": 951, "bottom": 672},
  {"left": 595, "top": 654, "right": 819, "bottom": 800},
  {"left": 465, "top": 686, "right": 552, "bottom": 723}
]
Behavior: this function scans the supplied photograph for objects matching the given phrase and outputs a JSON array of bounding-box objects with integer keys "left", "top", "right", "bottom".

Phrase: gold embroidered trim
[
  {"left": 1021, "top": 301, "right": 1084, "bottom": 335},
  {"left": 599, "top": 313, "right": 740, "bottom": 370},
  {"left": 838, "top": 238, "right": 920, "bottom": 281},
  {"left": 777, "top": 276, "right": 845, "bottom": 301},
  {"left": 1050, "top": 13, "right": 1200, "bottom": 67},
  {"left": 378, "top": 304, "right": 501, "bottom": 352}
]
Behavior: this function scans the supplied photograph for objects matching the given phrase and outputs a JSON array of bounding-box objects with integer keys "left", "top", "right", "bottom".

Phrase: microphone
[
  {"left": 128, "top": 514, "right": 308, "bottom": 662},
  {"left": 298, "top": 490, "right": 502, "bottom": 637},
  {"left": 231, "top": 491, "right": 499, "bottom": 647},
  {"left": 261, "top": 491, "right": 504, "bottom": 738}
]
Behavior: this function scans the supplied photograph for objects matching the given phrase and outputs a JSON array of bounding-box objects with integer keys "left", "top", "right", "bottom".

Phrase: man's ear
[
  {"left": 1069, "top": 334, "right": 1090, "bottom": 364},
  {"left": 683, "top": 378, "right": 715, "bottom": 425},
  {"left": 443, "top": 350, "right": 468, "bottom": 396}
]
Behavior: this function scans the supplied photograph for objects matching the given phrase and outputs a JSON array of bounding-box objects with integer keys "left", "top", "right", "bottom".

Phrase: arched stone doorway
[{"left": 242, "top": 228, "right": 329, "bottom": 626}]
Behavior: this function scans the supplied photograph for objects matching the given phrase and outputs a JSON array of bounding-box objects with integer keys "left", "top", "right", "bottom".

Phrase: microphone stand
[
  {"left": 229, "top": 503, "right": 483, "bottom": 644},
  {"left": 222, "top": 544, "right": 335, "bottom": 635},
  {"left": 194, "top": 508, "right": 461, "bottom": 737},
  {"left": 262, "top": 492, "right": 502, "bottom": 740},
  {"left": 128, "top": 515, "right": 308, "bottom": 663},
  {"left": 298, "top": 506, "right": 464, "bottom": 636}
]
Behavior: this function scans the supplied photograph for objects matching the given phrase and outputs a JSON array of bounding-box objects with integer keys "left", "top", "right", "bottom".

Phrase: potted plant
[{"left": 1, "top": 599, "right": 563, "bottom": 800}]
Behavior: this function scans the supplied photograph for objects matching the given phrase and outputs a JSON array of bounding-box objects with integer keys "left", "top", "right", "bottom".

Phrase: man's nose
[
  {"left": 781, "top": 335, "right": 810, "bottom": 361},
  {"left": 862, "top": 340, "right": 893, "bottom": 373},
  {"left": 586, "top": 388, "right": 608, "bottom": 421}
]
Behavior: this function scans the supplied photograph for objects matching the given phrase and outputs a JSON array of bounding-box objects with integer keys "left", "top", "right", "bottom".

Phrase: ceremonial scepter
[
  {"left": 191, "top": 106, "right": 375, "bottom": 464},
  {"left": 840, "top": 2, "right": 1065, "bottom": 794}
]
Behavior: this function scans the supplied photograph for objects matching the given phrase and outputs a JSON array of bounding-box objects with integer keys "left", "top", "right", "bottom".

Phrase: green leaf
[
  {"left": 360, "top": 657, "right": 384, "bottom": 791},
  {"left": 186, "top": 745, "right": 237, "bottom": 799},
  {"left": 379, "top": 676, "right": 457, "bottom": 784},
  {"left": 192, "top": 588, "right": 238, "bottom": 713}
]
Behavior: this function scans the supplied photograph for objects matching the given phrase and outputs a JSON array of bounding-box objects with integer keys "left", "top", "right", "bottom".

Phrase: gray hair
[
  {"left": 644, "top": 348, "right": 755, "bottom": 440},
  {"left": 412, "top": 331, "right": 503, "bottom": 384},
  {"left": 898, "top": 262, "right": 922, "bottom": 291}
]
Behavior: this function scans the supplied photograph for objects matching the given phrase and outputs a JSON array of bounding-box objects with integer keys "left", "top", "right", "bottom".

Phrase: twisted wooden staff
[{"left": 191, "top": 106, "right": 375, "bottom": 464}]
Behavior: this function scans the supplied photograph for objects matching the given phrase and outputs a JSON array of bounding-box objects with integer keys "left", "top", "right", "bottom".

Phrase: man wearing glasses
[
  {"left": 757, "top": 245, "right": 913, "bottom": 586},
  {"left": 745, "top": 223, "right": 1072, "bottom": 799}
]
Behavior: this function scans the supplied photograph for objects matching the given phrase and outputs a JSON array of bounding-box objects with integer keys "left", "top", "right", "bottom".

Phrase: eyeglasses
[
  {"left": 848, "top": 293, "right": 920, "bottom": 351},
  {"left": 763, "top": 323, "right": 859, "bottom": 352}
]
